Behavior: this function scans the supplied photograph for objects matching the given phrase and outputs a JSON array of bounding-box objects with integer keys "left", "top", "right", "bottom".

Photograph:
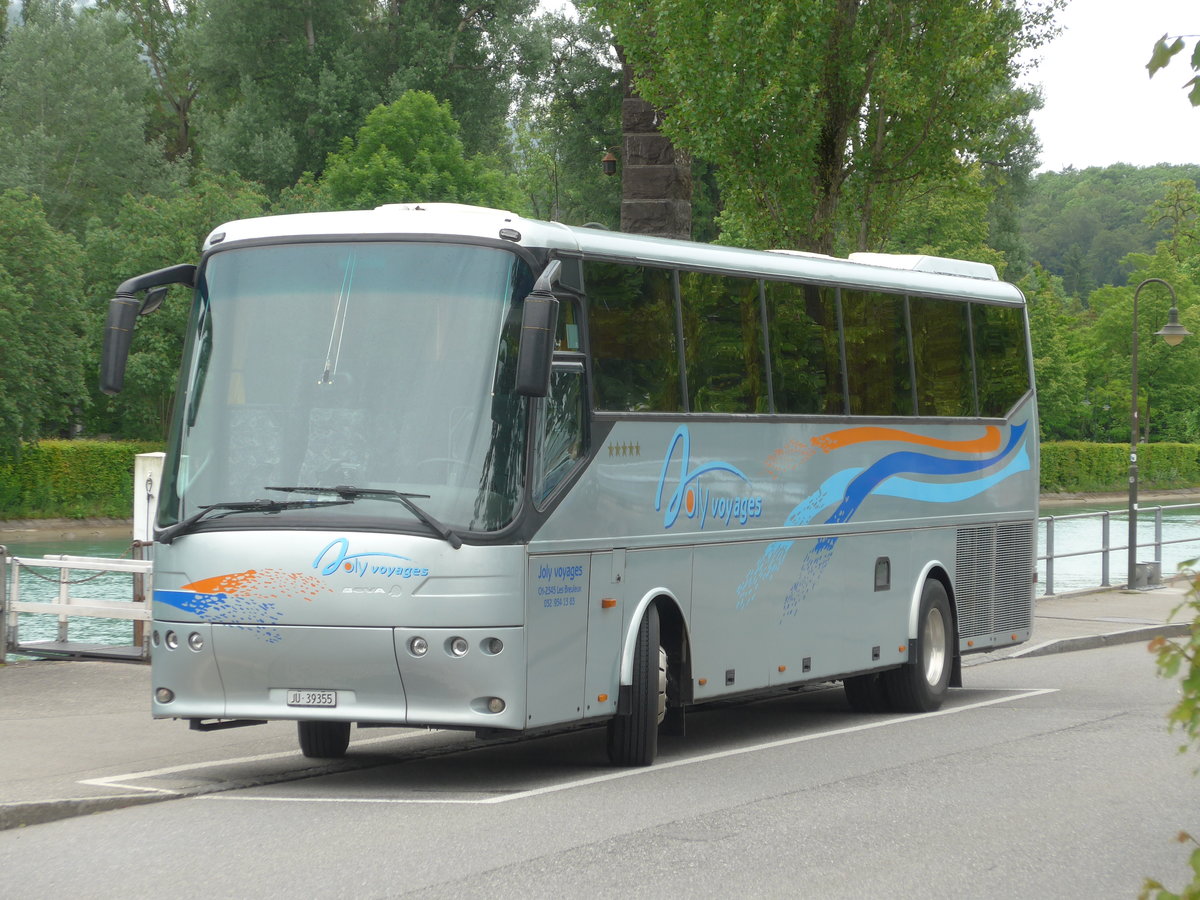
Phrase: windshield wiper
[
  {"left": 157, "top": 498, "right": 352, "bottom": 545},
  {"left": 265, "top": 484, "right": 463, "bottom": 550}
]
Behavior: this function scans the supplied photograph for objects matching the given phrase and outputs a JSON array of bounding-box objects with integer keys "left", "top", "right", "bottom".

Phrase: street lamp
[{"left": 1128, "top": 277, "right": 1191, "bottom": 589}]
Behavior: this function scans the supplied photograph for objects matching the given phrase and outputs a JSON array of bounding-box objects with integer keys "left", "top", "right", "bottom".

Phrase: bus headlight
[
  {"left": 408, "top": 636, "right": 428, "bottom": 657},
  {"left": 449, "top": 636, "right": 469, "bottom": 657},
  {"left": 155, "top": 688, "right": 175, "bottom": 704},
  {"left": 187, "top": 632, "right": 205, "bottom": 651},
  {"left": 164, "top": 630, "right": 179, "bottom": 650}
]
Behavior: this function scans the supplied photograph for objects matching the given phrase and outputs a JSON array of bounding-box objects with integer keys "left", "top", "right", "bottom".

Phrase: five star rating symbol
[{"left": 608, "top": 442, "right": 641, "bottom": 457}]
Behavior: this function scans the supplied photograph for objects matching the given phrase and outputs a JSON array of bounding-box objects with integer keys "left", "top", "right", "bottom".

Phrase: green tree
[
  {"left": 512, "top": 7, "right": 622, "bottom": 227},
  {"left": 83, "top": 170, "right": 268, "bottom": 439},
  {"left": 366, "top": 0, "right": 543, "bottom": 158},
  {"left": 97, "top": 0, "right": 201, "bottom": 160},
  {"left": 319, "top": 92, "right": 523, "bottom": 211},
  {"left": 189, "top": 0, "right": 380, "bottom": 193},
  {"left": 0, "top": 190, "right": 87, "bottom": 452},
  {"left": 589, "top": 0, "right": 1060, "bottom": 254},
  {"left": 1021, "top": 264, "right": 1090, "bottom": 441},
  {"left": 1083, "top": 250, "right": 1200, "bottom": 444},
  {"left": 0, "top": 1, "right": 177, "bottom": 232}
]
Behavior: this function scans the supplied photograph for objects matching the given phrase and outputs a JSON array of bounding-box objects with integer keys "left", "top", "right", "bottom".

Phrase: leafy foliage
[
  {"left": 1142, "top": 567, "right": 1200, "bottom": 900},
  {"left": 0, "top": 190, "right": 87, "bottom": 451},
  {"left": 589, "top": 0, "right": 1060, "bottom": 255},
  {"left": 319, "top": 92, "right": 522, "bottom": 211},
  {"left": 82, "top": 170, "right": 269, "bottom": 439},
  {"left": 1023, "top": 164, "right": 1200, "bottom": 298},
  {"left": 1149, "top": 34, "right": 1200, "bottom": 106},
  {"left": 0, "top": 1, "right": 178, "bottom": 232}
]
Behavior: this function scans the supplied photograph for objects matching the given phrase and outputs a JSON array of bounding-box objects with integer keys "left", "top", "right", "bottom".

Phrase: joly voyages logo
[{"left": 655, "top": 425, "right": 763, "bottom": 530}]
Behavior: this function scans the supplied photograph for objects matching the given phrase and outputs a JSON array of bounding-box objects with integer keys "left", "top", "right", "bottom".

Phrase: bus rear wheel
[
  {"left": 884, "top": 579, "right": 954, "bottom": 712},
  {"left": 298, "top": 720, "right": 351, "bottom": 758},
  {"left": 607, "top": 604, "right": 666, "bottom": 767}
]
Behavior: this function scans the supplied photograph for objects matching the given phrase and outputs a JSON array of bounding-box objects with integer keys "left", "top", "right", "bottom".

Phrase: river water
[{"left": 4, "top": 503, "right": 1200, "bottom": 655}]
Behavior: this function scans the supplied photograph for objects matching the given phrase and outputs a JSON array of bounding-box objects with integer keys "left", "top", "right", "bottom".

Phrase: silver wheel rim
[{"left": 922, "top": 606, "right": 947, "bottom": 686}]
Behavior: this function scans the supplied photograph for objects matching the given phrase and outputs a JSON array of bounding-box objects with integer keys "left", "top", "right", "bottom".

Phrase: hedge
[
  {"left": 0, "top": 440, "right": 165, "bottom": 520},
  {"left": 1041, "top": 442, "right": 1200, "bottom": 494},
  {"left": 2, "top": 440, "right": 1199, "bottom": 521}
]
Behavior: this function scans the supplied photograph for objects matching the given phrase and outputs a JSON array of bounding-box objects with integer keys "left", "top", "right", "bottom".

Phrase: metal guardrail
[
  {"left": 1, "top": 549, "right": 152, "bottom": 663},
  {"left": 1039, "top": 502, "right": 1200, "bottom": 596}
]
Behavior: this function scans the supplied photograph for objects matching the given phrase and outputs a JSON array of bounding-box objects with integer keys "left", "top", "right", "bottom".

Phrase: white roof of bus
[{"left": 204, "top": 202, "right": 1024, "bottom": 304}]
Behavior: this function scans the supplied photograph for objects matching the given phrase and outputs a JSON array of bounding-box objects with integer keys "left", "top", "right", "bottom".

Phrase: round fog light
[
  {"left": 485, "top": 637, "right": 504, "bottom": 655},
  {"left": 151, "top": 630, "right": 161, "bottom": 647},
  {"left": 487, "top": 697, "right": 505, "bottom": 713},
  {"left": 409, "top": 636, "right": 428, "bottom": 657},
  {"left": 450, "top": 636, "right": 469, "bottom": 657},
  {"left": 164, "top": 630, "right": 179, "bottom": 650},
  {"left": 155, "top": 687, "right": 175, "bottom": 704},
  {"left": 187, "top": 632, "right": 204, "bottom": 651}
]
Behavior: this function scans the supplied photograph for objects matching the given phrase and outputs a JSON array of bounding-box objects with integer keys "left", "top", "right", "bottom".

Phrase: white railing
[
  {"left": 0, "top": 550, "right": 153, "bottom": 662},
  {"left": 1039, "top": 502, "right": 1200, "bottom": 596}
]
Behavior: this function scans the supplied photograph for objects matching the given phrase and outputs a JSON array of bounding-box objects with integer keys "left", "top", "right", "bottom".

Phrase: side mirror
[
  {"left": 100, "top": 294, "right": 142, "bottom": 395},
  {"left": 100, "top": 263, "right": 197, "bottom": 395},
  {"left": 516, "top": 261, "right": 561, "bottom": 398}
]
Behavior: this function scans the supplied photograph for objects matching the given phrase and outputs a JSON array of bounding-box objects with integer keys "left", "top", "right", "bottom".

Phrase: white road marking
[
  {"left": 193, "top": 688, "right": 1058, "bottom": 806},
  {"left": 78, "top": 731, "right": 431, "bottom": 795}
]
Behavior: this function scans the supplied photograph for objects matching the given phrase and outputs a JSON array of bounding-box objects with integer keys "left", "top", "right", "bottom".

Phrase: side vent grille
[{"left": 955, "top": 523, "right": 1034, "bottom": 639}]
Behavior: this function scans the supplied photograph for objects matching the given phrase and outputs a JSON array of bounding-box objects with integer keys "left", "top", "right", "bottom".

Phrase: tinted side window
[
  {"left": 974, "top": 303, "right": 1030, "bottom": 417},
  {"left": 910, "top": 297, "right": 974, "bottom": 417},
  {"left": 585, "top": 262, "right": 681, "bottom": 412},
  {"left": 679, "top": 271, "right": 766, "bottom": 413},
  {"left": 763, "top": 281, "right": 843, "bottom": 414},
  {"left": 842, "top": 290, "right": 913, "bottom": 416}
]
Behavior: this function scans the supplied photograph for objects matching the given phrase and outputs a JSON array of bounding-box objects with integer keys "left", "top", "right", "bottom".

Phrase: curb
[
  {"left": 1006, "top": 622, "right": 1193, "bottom": 659},
  {"left": 0, "top": 793, "right": 170, "bottom": 832}
]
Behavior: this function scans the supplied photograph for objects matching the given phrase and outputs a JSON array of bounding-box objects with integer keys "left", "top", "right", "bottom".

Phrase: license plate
[{"left": 287, "top": 689, "right": 338, "bottom": 708}]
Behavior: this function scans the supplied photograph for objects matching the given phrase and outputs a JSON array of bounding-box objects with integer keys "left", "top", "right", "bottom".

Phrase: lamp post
[{"left": 1128, "top": 277, "right": 1191, "bottom": 589}]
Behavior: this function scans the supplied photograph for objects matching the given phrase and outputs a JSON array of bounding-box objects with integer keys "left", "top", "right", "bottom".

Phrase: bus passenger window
[
  {"left": 973, "top": 303, "right": 1030, "bottom": 417},
  {"left": 679, "top": 272, "right": 766, "bottom": 413},
  {"left": 584, "top": 261, "right": 682, "bottom": 412},
  {"left": 764, "top": 281, "right": 843, "bottom": 415},
  {"left": 842, "top": 290, "right": 913, "bottom": 417},
  {"left": 910, "top": 297, "right": 974, "bottom": 417}
]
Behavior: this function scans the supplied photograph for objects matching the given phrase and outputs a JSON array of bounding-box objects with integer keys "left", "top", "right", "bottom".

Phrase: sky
[{"left": 1027, "top": 0, "right": 1200, "bottom": 171}]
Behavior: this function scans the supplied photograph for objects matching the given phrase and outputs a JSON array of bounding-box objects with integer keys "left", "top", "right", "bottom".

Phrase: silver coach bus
[{"left": 100, "top": 203, "right": 1037, "bottom": 766}]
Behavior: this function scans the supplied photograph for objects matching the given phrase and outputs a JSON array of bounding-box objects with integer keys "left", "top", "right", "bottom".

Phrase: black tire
[
  {"left": 843, "top": 672, "right": 891, "bottom": 712},
  {"left": 297, "top": 720, "right": 351, "bottom": 759},
  {"left": 883, "top": 579, "right": 954, "bottom": 712},
  {"left": 607, "top": 604, "right": 663, "bottom": 767}
]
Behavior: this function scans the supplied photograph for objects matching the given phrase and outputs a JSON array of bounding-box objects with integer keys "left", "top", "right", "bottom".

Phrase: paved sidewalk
[{"left": 1, "top": 580, "right": 1195, "bottom": 831}]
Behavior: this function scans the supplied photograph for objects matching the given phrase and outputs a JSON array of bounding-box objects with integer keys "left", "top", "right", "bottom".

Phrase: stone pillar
[{"left": 620, "top": 67, "right": 691, "bottom": 239}]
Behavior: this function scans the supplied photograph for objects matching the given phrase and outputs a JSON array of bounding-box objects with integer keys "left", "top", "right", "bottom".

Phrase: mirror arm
[{"left": 100, "top": 263, "right": 198, "bottom": 396}]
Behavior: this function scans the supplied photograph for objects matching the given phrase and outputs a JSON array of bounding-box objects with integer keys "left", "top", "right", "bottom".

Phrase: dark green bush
[
  {"left": 0, "top": 441, "right": 164, "bottom": 520},
  {"left": 1041, "top": 442, "right": 1200, "bottom": 493}
]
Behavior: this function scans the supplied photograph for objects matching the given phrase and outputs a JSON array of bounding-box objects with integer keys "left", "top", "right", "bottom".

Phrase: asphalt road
[{"left": 1, "top": 642, "right": 1196, "bottom": 899}]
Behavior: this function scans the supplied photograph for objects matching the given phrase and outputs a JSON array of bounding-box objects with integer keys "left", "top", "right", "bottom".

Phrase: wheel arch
[
  {"left": 619, "top": 589, "right": 692, "bottom": 704},
  {"left": 906, "top": 561, "right": 961, "bottom": 688}
]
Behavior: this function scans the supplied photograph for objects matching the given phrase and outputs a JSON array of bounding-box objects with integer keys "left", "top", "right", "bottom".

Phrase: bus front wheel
[
  {"left": 298, "top": 720, "right": 351, "bottom": 758},
  {"left": 607, "top": 604, "right": 666, "bottom": 767},
  {"left": 884, "top": 579, "right": 954, "bottom": 712}
]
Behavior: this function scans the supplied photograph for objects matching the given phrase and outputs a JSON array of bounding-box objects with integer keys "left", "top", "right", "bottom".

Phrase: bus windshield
[{"left": 158, "top": 240, "right": 533, "bottom": 536}]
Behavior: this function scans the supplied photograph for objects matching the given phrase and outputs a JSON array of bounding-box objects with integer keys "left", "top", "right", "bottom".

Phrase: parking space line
[
  {"left": 196, "top": 688, "right": 1058, "bottom": 806},
  {"left": 78, "top": 731, "right": 431, "bottom": 795}
]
